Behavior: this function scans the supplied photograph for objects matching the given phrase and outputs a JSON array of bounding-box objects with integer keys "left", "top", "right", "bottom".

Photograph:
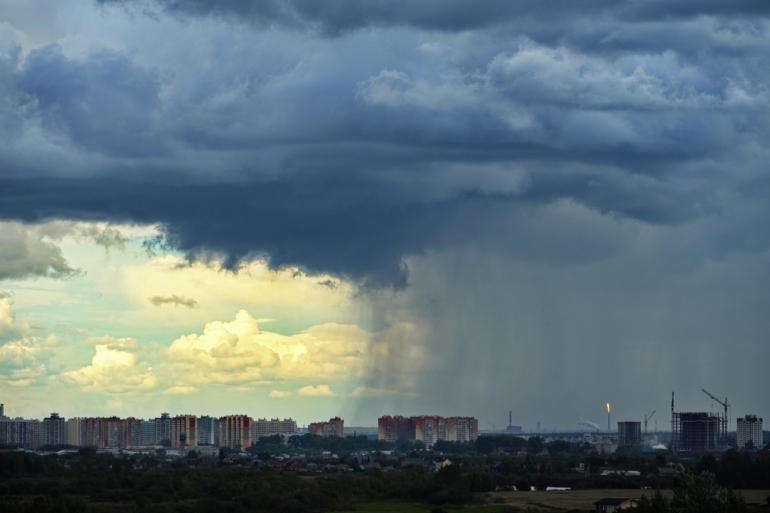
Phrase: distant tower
[
  {"left": 0, "top": 403, "right": 4, "bottom": 418},
  {"left": 509, "top": 411, "right": 512, "bottom": 427}
]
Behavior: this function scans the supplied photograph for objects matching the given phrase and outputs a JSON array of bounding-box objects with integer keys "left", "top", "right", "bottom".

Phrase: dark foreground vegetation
[{"left": 0, "top": 434, "right": 769, "bottom": 512}]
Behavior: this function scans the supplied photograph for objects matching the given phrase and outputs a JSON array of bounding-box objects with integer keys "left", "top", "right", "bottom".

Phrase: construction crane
[
  {"left": 644, "top": 410, "right": 656, "bottom": 435},
  {"left": 702, "top": 388, "right": 730, "bottom": 450}
]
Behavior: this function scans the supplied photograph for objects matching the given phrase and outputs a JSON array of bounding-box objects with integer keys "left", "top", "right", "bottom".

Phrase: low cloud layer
[
  {"left": 0, "top": 222, "right": 77, "bottom": 280},
  {"left": 0, "top": 293, "right": 57, "bottom": 387}
]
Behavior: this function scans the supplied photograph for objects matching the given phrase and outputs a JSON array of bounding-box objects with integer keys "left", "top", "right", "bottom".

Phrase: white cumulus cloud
[
  {"left": 297, "top": 385, "right": 335, "bottom": 397},
  {"left": 65, "top": 336, "right": 157, "bottom": 393}
]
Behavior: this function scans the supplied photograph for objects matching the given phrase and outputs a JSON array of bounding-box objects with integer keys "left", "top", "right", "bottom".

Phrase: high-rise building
[
  {"left": 671, "top": 392, "right": 726, "bottom": 451},
  {"left": 308, "top": 417, "right": 344, "bottom": 437},
  {"left": 28, "top": 420, "right": 45, "bottom": 450},
  {"left": 618, "top": 421, "right": 642, "bottom": 446},
  {"left": 0, "top": 417, "right": 30, "bottom": 447},
  {"left": 104, "top": 416, "right": 122, "bottom": 448},
  {"left": 171, "top": 415, "right": 197, "bottom": 447},
  {"left": 141, "top": 420, "right": 156, "bottom": 446},
  {"left": 155, "top": 413, "right": 172, "bottom": 444},
  {"left": 66, "top": 418, "right": 81, "bottom": 446},
  {"left": 43, "top": 413, "right": 67, "bottom": 447},
  {"left": 251, "top": 418, "right": 297, "bottom": 442},
  {"left": 217, "top": 415, "right": 252, "bottom": 449},
  {"left": 412, "top": 416, "right": 446, "bottom": 445},
  {"left": 198, "top": 416, "right": 215, "bottom": 445},
  {"left": 122, "top": 418, "right": 143, "bottom": 448},
  {"left": 672, "top": 412, "right": 722, "bottom": 451},
  {"left": 79, "top": 418, "right": 103, "bottom": 447},
  {"left": 446, "top": 417, "right": 478, "bottom": 442},
  {"left": 737, "top": 415, "right": 763, "bottom": 449},
  {"left": 378, "top": 415, "right": 413, "bottom": 442},
  {"left": 378, "top": 415, "right": 478, "bottom": 444}
]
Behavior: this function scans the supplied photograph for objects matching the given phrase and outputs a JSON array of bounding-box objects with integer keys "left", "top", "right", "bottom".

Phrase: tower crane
[
  {"left": 702, "top": 388, "right": 730, "bottom": 449},
  {"left": 644, "top": 410, "right": 656, "bottom": 435}
]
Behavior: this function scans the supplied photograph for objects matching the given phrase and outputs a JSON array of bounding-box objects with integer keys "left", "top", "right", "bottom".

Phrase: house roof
[{"left": 593, "top": 498, "right": 636, "bottom": 506}]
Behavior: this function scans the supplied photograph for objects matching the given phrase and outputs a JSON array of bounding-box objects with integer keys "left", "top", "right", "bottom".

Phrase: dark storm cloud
[
  {"left": 18, "top": 46, "right": 163, "bottom": 157},
  {"left": 1, "top": 1, "right": 770, "bottom": 286},
  {"left": 97, "top": 0, "right": 770, "bottom": 34}
]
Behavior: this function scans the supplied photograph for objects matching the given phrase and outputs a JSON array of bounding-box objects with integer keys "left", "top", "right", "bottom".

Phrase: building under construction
[{"left": 670, "top": 392, "right": 727, "bottom": 452}]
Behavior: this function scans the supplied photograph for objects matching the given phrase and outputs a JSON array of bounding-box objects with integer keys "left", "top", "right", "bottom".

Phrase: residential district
[
  {"left": 0, "top": 398, "right": 764, "bottom": 457},
  {"left": 1, "top": 400, "right": 769, "bottom": 512}
]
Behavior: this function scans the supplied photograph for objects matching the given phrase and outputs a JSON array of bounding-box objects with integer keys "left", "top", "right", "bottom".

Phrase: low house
[
  {"left": 593, "top": 498, "right": 638, "bottom": 512},
  {"left": 432, "top": 457, "right": 452, "bottom": 470},
  {"left": 284, "top": 461, "right": 302, "bottom": 472}
]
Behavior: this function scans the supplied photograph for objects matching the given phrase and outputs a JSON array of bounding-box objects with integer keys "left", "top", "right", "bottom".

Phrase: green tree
[
  {"left": 671, "top": 471, "right": 747, "bottom": 513},
  {"left": 637, "top": 489, "right": 671, "bottom": 513},
  {"left": 526, "top": 436, "right": 544, "bottom": 454}
]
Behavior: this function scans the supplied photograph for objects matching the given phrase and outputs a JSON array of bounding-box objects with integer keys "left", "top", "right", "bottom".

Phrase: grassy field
[
  {"left": 331, "top": 502, "right": 516, "bottom": 513},
  {"left": 484, "top": 488, "right": 770, "bottom": 511},
  {"left": 332, "top": 489, "right": 770, "bottom": 512}
]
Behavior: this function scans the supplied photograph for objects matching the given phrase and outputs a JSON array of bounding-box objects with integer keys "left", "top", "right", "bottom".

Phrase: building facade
[
  {"left": 446, "top": 417, "right": 478, "bottom": 442},
  {"left": 378, "top": 415, "right": 413, "bottom": 443},
  {"left": 171, "top": 415, "right": 197, "bottom": 447},
  {"left": 378, "top": 415, "right": 478, "bottom": 444},
  {"left": 122, "top": 418, "right": 142, "bottom": 448},
  {"left": 737, "top": 415, "right": 763, "bottom": 449},
  {"left": 28, "top": 420, "right": 45, "bottom": 450},
  {"left": 217, "top": 415, "right": 252, "bottom": 449},
  {"left": 43, "top": 413, "right": 67, "bottom": 447},
  {"left": 0, "top": 417, "right": 30, "bottom": 447},
  {"left": 198, "top": 416, "right": 215, "bottom": 445},
  {"left": 672, "top": 412, "right": 722, "bottom": 451},
  {"left": 141, "top": 420, "right": 156, "bottom": 446},
  {"left": 66, "top": 418, "right": 81, "bottom": 446},
  {"left": 308, "top": 417, "right": 344, "bottom": 437},
  {"left": 251, "top": 418, "right": 297, "bottom": 442},
  {"left": 155, "top": 413, "right": 172, "bottom": 444},
  {"left": 617, "top": 421, "right": 642, "bottom": 446}
]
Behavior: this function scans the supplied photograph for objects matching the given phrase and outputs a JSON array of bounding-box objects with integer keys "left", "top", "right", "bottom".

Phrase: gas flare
[{"left": 606, "top": 403, "right": 610, "bottom": 413}]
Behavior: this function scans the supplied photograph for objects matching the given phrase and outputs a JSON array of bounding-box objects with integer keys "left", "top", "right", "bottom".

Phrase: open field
[
  {"left": 332, "top": 502, "right": 515, "bottom": 513},
  {"left": 332, "top": 489, "right": 770, "bottom": 512},
  {"left": 484, "top": 488, "right": 770, "bottom": 511}
]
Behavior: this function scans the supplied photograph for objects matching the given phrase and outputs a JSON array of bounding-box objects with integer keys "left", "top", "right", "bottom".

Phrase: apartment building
[{"left": 308, "top": 417, "right": 344, "bottom": 437}]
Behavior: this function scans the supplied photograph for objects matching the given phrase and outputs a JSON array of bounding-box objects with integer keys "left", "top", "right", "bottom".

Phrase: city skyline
[{"left": 1, "top": 1, "right": 769, "bottom": 429}]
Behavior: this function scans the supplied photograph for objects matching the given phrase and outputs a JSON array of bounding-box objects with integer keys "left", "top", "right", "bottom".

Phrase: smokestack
[
  {"left": 607, "top": 403, "right": 611, "bottom": 432},
  {"left": 509, "top": 411, "right": 512, "bottom": 427}
]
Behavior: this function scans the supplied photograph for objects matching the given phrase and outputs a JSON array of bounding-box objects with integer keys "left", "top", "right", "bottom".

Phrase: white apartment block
[{"left": 737, "top": 414, "right": 763, "bottom": 449}]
